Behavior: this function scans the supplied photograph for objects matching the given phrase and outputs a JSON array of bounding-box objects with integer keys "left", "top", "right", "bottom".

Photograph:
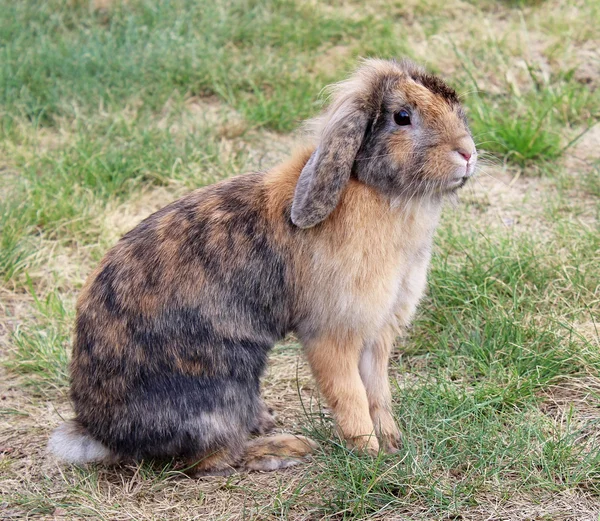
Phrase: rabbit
[{"left": 48, "top": 58, "right": 477, "bottom": 475}]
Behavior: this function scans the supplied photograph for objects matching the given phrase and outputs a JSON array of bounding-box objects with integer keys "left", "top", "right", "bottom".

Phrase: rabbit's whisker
[
  {"left": 474, "top": 140, "right": 501, "bottom": 148},
  {"left": 477, "top": 167, "right": 510, "bottom": 187},
  {"left": 471, "top": 130, "right": 496, "bottom": 139},
  {"left": 458, "top": 88, "right": 480, "bottom": 100}
]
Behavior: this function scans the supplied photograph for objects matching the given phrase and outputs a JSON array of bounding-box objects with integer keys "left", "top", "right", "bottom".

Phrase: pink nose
[{"left": 457, "top": 149, "right": 472, "bottom": 162}]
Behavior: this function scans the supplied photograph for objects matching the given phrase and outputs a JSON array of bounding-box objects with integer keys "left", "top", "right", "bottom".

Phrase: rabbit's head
[{"left": 291, "top": 59, "right": 476, "bottom": 228}]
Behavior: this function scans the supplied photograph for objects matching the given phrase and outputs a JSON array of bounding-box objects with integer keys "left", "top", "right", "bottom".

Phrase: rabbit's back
[{"left": 71, "top": 172, "right": 295, "bottom": 459}]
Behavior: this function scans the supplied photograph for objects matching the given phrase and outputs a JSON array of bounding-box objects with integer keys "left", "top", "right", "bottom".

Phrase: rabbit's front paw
[
  {"left": 372, "top": 410, "right": 401, "bottom": 454},
  {"left": 346, "top": 434, "right": 380, "bottom": 456},
  {"left": 379, "top": 428, "right": 401, "bottom": 454}
]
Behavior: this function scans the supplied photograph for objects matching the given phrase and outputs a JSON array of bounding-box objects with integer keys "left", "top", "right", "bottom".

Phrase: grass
[
  {"left": 0, "top": 110, "right": 249, "bottom": 284},
  {"left": 290, "top": 225, "right": 600, "bottom": 518},
  {"left": 0, "top": 0, "right": 365, "bottom": 132},
  {"left": 1, "top": 0, "right": 599, "bottom": 519},
  {"left": 466, "top": 75, "right": 599, "bottom": 167},
  {"left": 6, "top": 286, "right": 73, "bottom": 395}
]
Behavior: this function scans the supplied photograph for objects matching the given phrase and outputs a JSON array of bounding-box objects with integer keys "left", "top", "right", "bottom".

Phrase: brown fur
[
  {"left": 49, "top": 59, "right": 475, "bottom": 473},
  {"left": 262, "top": 155, "right": 443, "bottom": 451},
  {"left": 244, "top": 435, "right": 319, "bottom": 472}
]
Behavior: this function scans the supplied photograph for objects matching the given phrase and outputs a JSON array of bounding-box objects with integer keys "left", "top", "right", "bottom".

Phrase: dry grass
[{"left": 1, "top": 0, "right": 599, "bottom": 519}]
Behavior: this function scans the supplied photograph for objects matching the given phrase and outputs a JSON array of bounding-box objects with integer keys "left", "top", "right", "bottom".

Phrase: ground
[{"left": 0, "top": 0, "right": 599, "bottom": 519}]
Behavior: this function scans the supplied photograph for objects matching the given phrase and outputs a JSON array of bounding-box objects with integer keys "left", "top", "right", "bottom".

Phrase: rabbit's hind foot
[
  {"left": 186, "top": 435, "right": 318, "bottom": 475},
  {"left": 243, "top": 434, "right": 319, "bottom": 472},
  {"left": 185, "top": 448, "right": 240, "bottom": 477}
]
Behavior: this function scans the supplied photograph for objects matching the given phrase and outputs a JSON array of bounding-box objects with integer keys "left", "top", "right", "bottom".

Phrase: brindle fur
[{"left": 50, "top": 59, "right": 476, "bottom": 472}]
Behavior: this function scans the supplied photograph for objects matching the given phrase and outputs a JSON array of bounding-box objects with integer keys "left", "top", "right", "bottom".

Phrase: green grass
[
  {"left": 2, "top": 0, "right": 597, "bottom": 283},
  {"left": 0, "top": 0, "right": 374, "bottom": 283},
  {"left": 470, "top": 99, "right": 562, "bottom": 167},
  {"left": 304, "top": 398, "right": 600, "bottom": 518},
  {"left": 0, "top": 0, "right": 366, "bottom": 133},
  {"left": 6, "top": 287, "right": 73, "bottom": 395},
  {"left": 290, "top": 224, "right": 600, "bottom": 518},
  {"left": 0, "top": 208, "right": 36, "bottom": 284},
  {"left": 0, "top": 111, "right": 248, "bottom": 282},
  {"left": 1, "top": 0, "right": 599, "bottom": 519},
  {"left": 466, "top": 76, "right": 599, "bottom": 167},
  {"left": 457, "top": 62, "right": 599, "bottom": 169}
]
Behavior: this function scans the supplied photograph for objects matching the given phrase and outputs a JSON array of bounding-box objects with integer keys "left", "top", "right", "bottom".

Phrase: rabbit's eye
[{"left": 394, "top": 109, "right": 411, "bottom": 126}]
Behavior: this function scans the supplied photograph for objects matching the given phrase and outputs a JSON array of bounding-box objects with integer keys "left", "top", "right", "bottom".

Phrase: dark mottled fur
[
  {"left": 71, "top": 174, "right": 292, "bottom": 461},
  {"left": 409, "top": 71, "right": 460, "bottom": 105}
]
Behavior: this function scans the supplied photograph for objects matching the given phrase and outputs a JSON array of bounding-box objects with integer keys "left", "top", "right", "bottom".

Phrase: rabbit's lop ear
[{"left": 291, "top": 101, "right": 370, "bottom": 228}]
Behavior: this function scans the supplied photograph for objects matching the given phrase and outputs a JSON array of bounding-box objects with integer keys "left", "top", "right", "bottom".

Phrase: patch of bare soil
[
  {"left": 457, "top": 163, "right": 554, "bottom": 237},
  {"left": 67, "top": 0, "right": 129, "bottom": 12},
  {"left": 159, "top": 96, "right": 249, "bottom": 141},
  {"left": 244, "top": 130, "right": 301, "bottom": 173},
  {"left": 573, "top": 320, "right": 600, "bottom": 349},
  {"left": 0, "top": 291, "right": 33, "bottom": 359},
  {"left": 262, "top": 347, "right": 319, "bottom": 430},
  {"left": 92, "top": 0, "right": 124, "bottom": 10},
  {"left": 565, "top": 39, "right": 600, "bottom": 89},
  {"left": 567, "top": 123, "right": 600, "bottom": 172},
  {"left": 541, "top": 377, "right": 600, "bottom": 423},
  {"left": 455, "top": 490, "right": 600, "bottom": 521},
  {"left": 309, "top": 45, "right": 353, "bottom": 77}
]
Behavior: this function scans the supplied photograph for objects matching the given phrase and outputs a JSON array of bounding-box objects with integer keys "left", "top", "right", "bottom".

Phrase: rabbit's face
[
  {"left": 353, "top": 65, "right": 477, "bottom": 199},
  {"left": 291, "top": 59, "right": 477, "bottom": 229}
]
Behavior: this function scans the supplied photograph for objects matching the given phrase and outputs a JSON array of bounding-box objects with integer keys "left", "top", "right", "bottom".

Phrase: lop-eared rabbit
[{"left": 49, "top": 59, "right": 476, "bottom": 474}]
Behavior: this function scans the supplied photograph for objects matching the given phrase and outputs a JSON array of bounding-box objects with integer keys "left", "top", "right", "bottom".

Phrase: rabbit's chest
[
  {"left": 303, "top": 207, "right": 439, "bottom": 337},
  {"left": 334, "top": 236, "right": 432, "bottom": 331}
]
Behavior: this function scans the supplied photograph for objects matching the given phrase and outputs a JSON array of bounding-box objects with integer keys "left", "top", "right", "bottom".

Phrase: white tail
[{"left": 47, "top": 420, "right": 116, "bottom": 465}]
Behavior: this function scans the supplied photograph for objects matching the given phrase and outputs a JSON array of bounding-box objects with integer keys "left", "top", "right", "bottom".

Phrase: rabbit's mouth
[
  {"left": 453, "top": 176, "right": 470, "bottom": 189},
  {"left": 445, "top": 151, "right": 476, "bottom": 191},
  {"left": 445, "top": 173, "right": 471, "bottom": 191}
]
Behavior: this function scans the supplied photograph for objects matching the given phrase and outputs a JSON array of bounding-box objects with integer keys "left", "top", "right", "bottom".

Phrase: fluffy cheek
[
  {"left": 387, "top": 133, "right": 435, "bottom": 193},
  {"left": 388, "top": 132, "right": 414, "bottom": 165},
  {"left": 387, "top": 132, "right": 420, "bottom": 186},
  {"left": 422, "top": 146, "right": 460, "bottom": 183}
]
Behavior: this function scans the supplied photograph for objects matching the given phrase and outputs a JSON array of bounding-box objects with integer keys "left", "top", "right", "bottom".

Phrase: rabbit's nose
[
  {"left": 457, "top": 148, "right": 472, "bottom": 162},
  {"left": 454, "top": 135, "right": 476, "bottom": 163}
]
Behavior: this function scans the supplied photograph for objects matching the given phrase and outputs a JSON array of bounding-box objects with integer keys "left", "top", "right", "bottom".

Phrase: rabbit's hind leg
[
  {"left": 185, "top": 432, "right": 317, "bottom": 475},
  {"left": 243, "top": 434, "right": 318, "bottom": 472},
  {"left": 186, "top": 446, "right": 242, "bottom": 476}
]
